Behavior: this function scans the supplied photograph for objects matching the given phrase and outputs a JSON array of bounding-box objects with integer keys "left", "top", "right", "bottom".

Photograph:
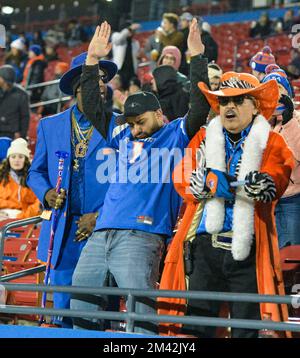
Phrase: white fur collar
[{"left": 205, "top": 115, "right": 271, "bottom": 260}]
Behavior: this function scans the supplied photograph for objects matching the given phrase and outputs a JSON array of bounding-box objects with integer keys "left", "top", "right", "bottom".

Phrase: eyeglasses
[
  {"left": 218, "top": 95, "right": 252, "bottom": 107},
  {"left": 99, "top": 71, "right": 108, "bottom": 83}
]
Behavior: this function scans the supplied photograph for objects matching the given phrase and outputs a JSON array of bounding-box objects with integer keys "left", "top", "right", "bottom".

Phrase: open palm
[
  {"left": 187, "top": 18, "right": 205, "bottom": 57},
  {"left": 88, "top": 21, "right": 112, "bottom": 60}
]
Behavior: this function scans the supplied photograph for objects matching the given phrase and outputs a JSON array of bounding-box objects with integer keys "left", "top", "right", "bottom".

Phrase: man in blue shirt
[
  {"left": 27, "top": 51, "right": 118, "bottom": 327},
  {"left": 71, "top": 19, "right": 210, "bottom": 334}
]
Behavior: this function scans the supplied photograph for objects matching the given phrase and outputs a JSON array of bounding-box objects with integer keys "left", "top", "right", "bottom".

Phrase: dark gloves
[
  {"left": 190, "top": 168, "right": 236, "bottom": 201},
  {"left": 279, "top": 94, "right": 294, "bottom": 125},
  {"left": 244, "top": 171, "right": 276, "bottom": 203}
]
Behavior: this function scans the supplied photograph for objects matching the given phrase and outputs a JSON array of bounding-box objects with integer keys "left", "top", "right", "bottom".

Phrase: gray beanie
[{"left": 0, "top": 65, "right": 16, "bottom": 84}]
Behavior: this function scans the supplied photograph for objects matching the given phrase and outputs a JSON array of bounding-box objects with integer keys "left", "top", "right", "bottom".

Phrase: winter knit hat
[
  {"left": 158, "top": 46, "right": 182, "bottom": 70},
  {"left": 262, "top": 64, "right": 293, "bottom": 98},
  {"left": 29, "top": 44, "right": 42, "bottom": 56},
  {"left": 249, "top": 46, "right": 276, "bottom": 74},
  {"left": 7, "top": 138, "right": 30, "bottom": 159},
  {"left": 262, "top": 64, "right": 293, "bottom": 115},
  {"left": 10, "top": 38, "right": 25, "bottom": 51},
  {"left": 0, "top": 65, "right": 16, "bottom": 84}
]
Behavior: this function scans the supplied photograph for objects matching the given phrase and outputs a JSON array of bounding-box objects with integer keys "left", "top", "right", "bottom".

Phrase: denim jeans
[
  {"left": 275, "top": 193, "right": 300, "bottom": 248},
  {"left": 71, "top": 229, "right": 165, "bottom": 334},
  {"left": 49, "top": 216, "right": 86, "bottom": 327}
]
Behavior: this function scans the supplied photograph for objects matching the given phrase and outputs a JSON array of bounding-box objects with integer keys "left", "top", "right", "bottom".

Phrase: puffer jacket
[
  {"left": 0, "top": 175, "right": 41, "bottom": 219},
  {"left": 273, "top": 110, "right": 300, "bottom": 198}
]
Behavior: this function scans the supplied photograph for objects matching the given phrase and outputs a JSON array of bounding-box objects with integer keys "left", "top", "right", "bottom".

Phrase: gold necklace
[{"left": 71, "top": 113, "right": 94, "bottom": 169}]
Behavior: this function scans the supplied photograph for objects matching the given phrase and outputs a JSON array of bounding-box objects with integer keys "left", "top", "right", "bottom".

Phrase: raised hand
[
  {"left": 187, "top": 18, "right": 205, "bottom": 57},
  {"left": 86, "top": 21, "right": 112, "bottom": 65}
]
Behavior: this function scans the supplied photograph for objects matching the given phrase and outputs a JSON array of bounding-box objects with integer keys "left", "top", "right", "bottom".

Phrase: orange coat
[
  {"left": 158, "top": 126, "right": 294, "bottom": 337},
  {"left": 0, "top": 176, "right": 41, "bottom": 219}
]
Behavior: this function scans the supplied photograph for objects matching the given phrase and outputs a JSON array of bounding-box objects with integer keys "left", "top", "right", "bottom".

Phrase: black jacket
[
  {"left": 152, "top": 65, "right": 189, "bottom": 121},
  {"left": 201, "top": 31, "right": 218, "bottom": 63},
  {"left": 0, "top": 84, "right": 30, "bottom": 138}
]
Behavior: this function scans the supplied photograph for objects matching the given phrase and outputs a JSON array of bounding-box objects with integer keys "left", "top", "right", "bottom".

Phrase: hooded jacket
[{"left": 152, "top": 65, "right": 189, "bottom": 121}]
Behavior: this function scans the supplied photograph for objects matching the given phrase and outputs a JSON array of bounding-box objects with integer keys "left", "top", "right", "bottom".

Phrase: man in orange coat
[{"left": 158, "top": 71, "right": 294, "bottom": 338}]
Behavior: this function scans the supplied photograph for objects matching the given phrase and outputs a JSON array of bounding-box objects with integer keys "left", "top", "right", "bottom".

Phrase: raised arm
[
  {"left": 81, "top": 22, "right": 113, "bottom": 139},
  {"left": 186, "top": 18, "right": 211, "bottom": 139}
]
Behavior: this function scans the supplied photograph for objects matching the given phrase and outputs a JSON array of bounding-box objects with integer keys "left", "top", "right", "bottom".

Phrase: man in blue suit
[{"left": 27, "top": 52, "right": 118, "bottom": 327}]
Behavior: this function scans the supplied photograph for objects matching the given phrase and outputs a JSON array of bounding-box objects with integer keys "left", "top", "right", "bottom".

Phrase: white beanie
[
  {"left": 7, "top": 138, "right": 30, "bottom": 159},
  {"left": 10, "top": 38, "right": 25, "bottom": 51}
]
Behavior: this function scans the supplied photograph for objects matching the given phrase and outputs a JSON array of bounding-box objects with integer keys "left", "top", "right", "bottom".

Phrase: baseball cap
[{"left": 117, "top": 91, "right": 161, "bottom": 124}]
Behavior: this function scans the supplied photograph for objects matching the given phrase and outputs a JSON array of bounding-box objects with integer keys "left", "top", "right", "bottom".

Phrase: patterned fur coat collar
[{"left": 204, "top": 115, "right": 271, "bottom": 260}]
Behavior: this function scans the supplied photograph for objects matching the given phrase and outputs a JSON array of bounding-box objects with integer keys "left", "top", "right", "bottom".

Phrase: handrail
[
  {"left": 0, "top": 216, "right": 43, "bottom": 275},
  {"left": 0, "top": 265, "right": 46, "bottom": 282},
  {"left": 0, "top": 283, "right": 298, "bottom": 305},
  {"left": 0, "top": 283, "right": 299, "bottom": 333}
]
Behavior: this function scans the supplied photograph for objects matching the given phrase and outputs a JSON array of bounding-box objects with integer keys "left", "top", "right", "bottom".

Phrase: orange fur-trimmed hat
[{"left": 198, "top": 71, "right": 279, "bottom": 120}]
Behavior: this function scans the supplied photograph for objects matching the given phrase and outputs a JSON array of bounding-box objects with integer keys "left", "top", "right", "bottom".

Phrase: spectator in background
[
  {"left": 0, "top": 65, "right": 30, "bottom": 140},
  {"left": 44, "top": 42, "right": 59, "bottom": 63},
  {"left": 282, "top": 9, "right": 295, "bottom": 32},
  {"left": 201, "top": 21, "right": 218, "bottom": 63},
  {"left": 41, "top": 62, "right": 69, "bottom": 116},
  {"left": 262, "top": 64, "right": 300, "bottom": 248},
  {"left": 287, "top": 48, "right": 300, "bottom": 79},
  {"left": 159, "top": 13, "right": 184, "bottom": 53},
  {"left": 22, "top": 44, "right": 47, "bottom": 102},
  {"left": 179, "top": 12, "right": 193, "bottom": 76},
  {"left": 66, "top": 19, "right": 87, "bottom": 48},
  {"left": 157, "top": 45, "right": 190, "bottom": 91},
  {"left": 249, "top": 46, "right": 276, "bottom": 81},
  {"left": 44, "top": 25, "right": 66, "bottom": 47},
  {"left": 0, "top": 138, "right": 40, "bottom": 221},
  {"left": 208, "top": 62, "right": 223, "bottom": 90},
  {"left": 152, "top": 65, "right": 189, "bottom": 121},
  {"left": 144, "top": 27, "right": 162, "bottom": 70},
  {"left": 207, "top": 62, "right": 223, "bottom": 121},
  {"left": 249, "top": 12, "right": 272, "bottom": 38},
  {"left": 5, "top": 38, "right": 28, "bottom": 83},
  {"left": 30, "top": 31, "right": 45, "bottom": 52},
  {"left": 111, "top": 22, "right": 141, "bottom": 90},
  {"left": 128, "top": 76, "right": 141, "bottom": 95}
]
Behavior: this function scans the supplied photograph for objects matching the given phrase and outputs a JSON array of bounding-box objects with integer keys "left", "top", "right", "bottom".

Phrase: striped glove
[{"left": 244, "top": 171, "right": 276, "bottom": 203}]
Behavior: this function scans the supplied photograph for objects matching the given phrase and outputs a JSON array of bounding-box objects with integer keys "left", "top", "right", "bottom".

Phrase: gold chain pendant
[
  {"left": 75, "top": 141, "right": 88, "bottom": 158},
  {"left": 73, "top": 159, "right": 80, "bottom": 171}
]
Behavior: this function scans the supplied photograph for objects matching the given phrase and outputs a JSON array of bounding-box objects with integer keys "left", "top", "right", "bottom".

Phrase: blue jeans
[
  {"left": 71, "top": 229, "right": 165, "bottom": 334},
  {"left": 50, "top": 216, "right": 86, "bottom": 327},
  {"left": 275, "top": 193, "right": 300, "bottom": 248}
]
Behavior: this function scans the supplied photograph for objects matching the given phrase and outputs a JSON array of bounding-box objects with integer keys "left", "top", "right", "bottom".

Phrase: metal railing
[
  {"left": 1, "top": 217, "right": 299, "bottom": 335},
  {"left": 0, "top": 216, "right": 43, "bottom": 275},
  {"left": 26, "top": 79, "right": 72, "bottom": 111},
  {"left": 0, "top": 283, "right": 299, "bottom": 334}
]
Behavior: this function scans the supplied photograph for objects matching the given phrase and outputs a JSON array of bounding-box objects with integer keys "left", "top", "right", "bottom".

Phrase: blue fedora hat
[{"left": 59, "top": 51, "right": 118, "bottom": 95}]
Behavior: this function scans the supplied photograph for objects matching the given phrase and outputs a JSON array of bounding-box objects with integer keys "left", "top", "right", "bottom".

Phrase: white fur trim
[
  {"left": 205, "top": 116, "right": 226, "bottom": 233},
  {"left": 204, "top": 115, "right": 271, "bottom": 260},
  {"left": 232, "top": 115, "right": 270, "bottom": 260}
]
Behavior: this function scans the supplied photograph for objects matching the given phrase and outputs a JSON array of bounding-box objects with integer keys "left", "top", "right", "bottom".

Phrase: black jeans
[{"left": 182, "top": 234, "right": 260, "bottom": 338}]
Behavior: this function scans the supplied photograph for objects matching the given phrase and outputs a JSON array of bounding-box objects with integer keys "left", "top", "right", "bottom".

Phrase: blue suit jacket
[{"left": 28, "top": 105, "right": 113, "bottom": 267}]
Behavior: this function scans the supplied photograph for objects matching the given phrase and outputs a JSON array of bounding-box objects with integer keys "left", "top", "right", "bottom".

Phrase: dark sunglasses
[
  {"left": 99, "top": 71, "right": 108, "bottom": 83},
  {"left": 218, "top": 95, "right": 252, "bottom": 106}
]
